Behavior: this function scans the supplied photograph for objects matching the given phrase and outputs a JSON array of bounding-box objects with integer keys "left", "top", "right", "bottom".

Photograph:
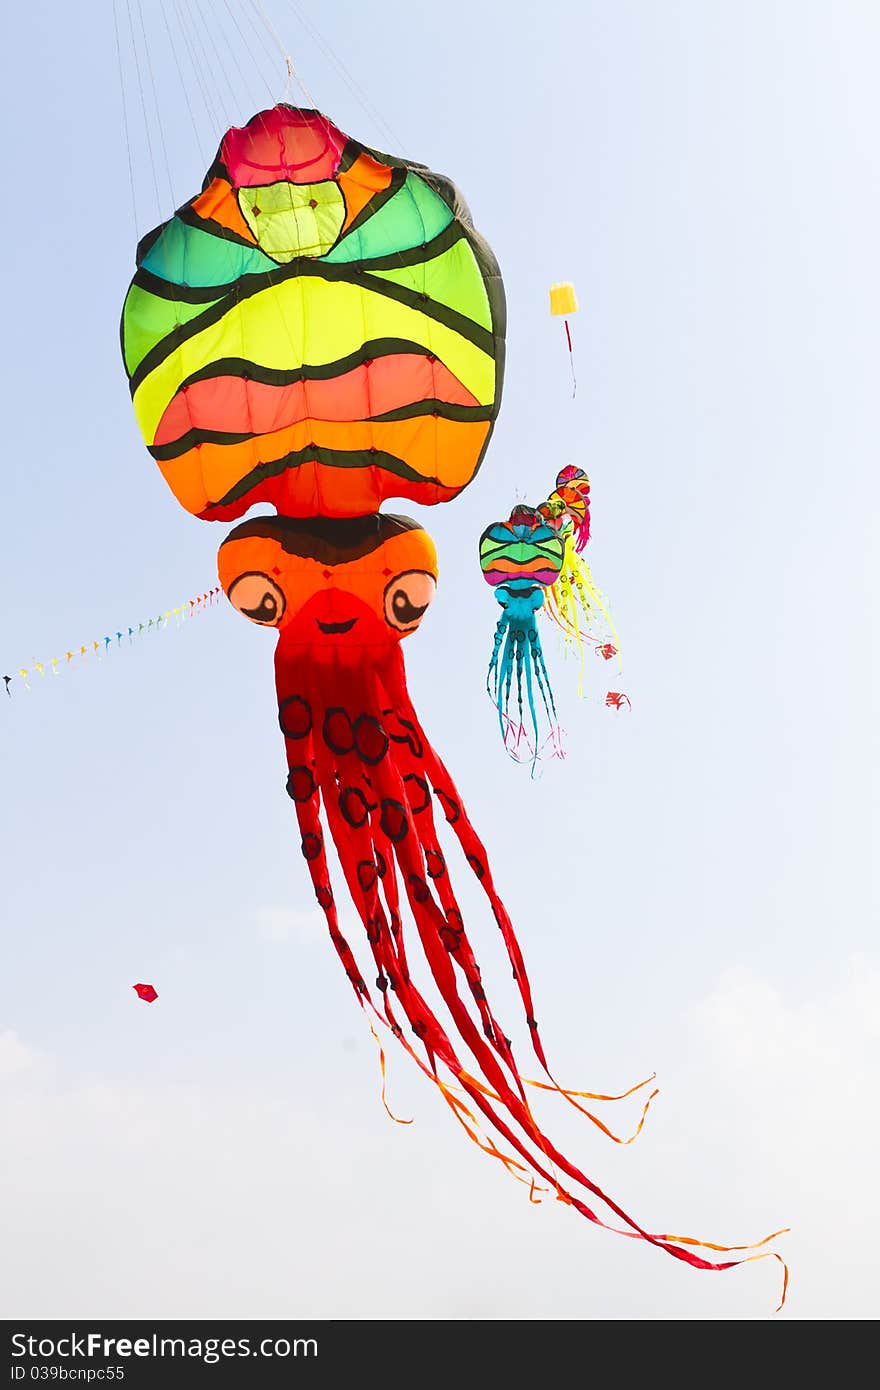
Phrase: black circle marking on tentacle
[
  {"left": 315, "top": 884, "right": 333, "bottom": 910},
  {"left": 300, "top": 831, "right": 322, "bottom": 861},
  {"left": 407, "top": 873, "right": 429, "bottom": 904},
  {"left": 434, "top": 788, "right": 460, "bottom": 824},
  {"left": 323, "top": 707, "right": 355, "bottom": 754},
  {"left": 286, "top": 766, "right": 316, "bottom": 802},
  {"left": 353, "top": 714, "right": 389, "bottom": 765},
  {"left": 381, "top": 707, "right": 424, "bottom": 759},
  {"left": 375, "top": 849, "right": 388, "bottom": 879},
  {"left": 279, "top": 694, "right": 312, "bottom": 739},
  {"left": 339, "top": 786, "right": 370, "bottom": 829},
  {"left": 403, "top": 773, "right": 430, "bottom": 814},
  {"left": 425, "top": 849, "right": 446, "bottom": 880},
  {"left": 357, "top": 860, "right": 378, "bottom": 892},
  {"left": 466, "top": 853, "right": 486, "bottom": 880},
  {"left": 380, "top": 798, "right": 409, "bottom": 843},
  {"left": 439, "top": 908, "right": 463, "bottom": 953}
]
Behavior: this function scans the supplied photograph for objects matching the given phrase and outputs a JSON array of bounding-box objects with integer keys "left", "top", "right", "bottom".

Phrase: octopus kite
[
  {"left": 121, "top": 104, "right": 787, "bottom": 1304},
  {"left": 479, "top": 504, "right": 564, "bottom": 766},
  {"left": 478, "top": 470, "right": 625, "bottom": 765},
  {"left": 538, "top": 466, "right": 623, "bottom": 696}
]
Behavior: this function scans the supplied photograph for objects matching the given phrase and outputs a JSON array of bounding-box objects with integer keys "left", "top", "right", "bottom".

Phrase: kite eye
[
  {"left": 383, "top": 571, "right": 436, "bottom": 633},
  {"left": 227, "top": 572, "right": 286, "bottom": 626}
]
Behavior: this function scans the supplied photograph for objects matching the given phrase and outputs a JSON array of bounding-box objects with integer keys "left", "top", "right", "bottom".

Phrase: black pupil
[
  {"left": 392, "top": 589, "right": 426, "bottom": 624},
  {"left": 243, "top": 591, "right": 278, "bottom": 623}
]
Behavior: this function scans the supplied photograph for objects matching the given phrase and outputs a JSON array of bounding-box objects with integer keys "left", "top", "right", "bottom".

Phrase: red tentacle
[
  {"left": 273, "top": 650, "right": 787, "bottom": 1299},
  {"left": 379, "top": 650, "right": 549, "bottom": 1069},
  {"left": 320, "top": 761, "right": 437, "bottom": 1064},
  {"left": 403, "top": 779, "right": 506, "bottom": 1044},
  {"left": 336, "top": 696, "right": 534, "bottom": 1102},
  {"left": 288, "top": 784, "right": 370, "bottom": 1004}
]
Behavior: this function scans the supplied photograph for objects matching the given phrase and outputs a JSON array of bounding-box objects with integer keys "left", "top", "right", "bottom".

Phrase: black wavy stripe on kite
[
  {"left": 223, "top": 513, "right": 423, "bottom": 565},
  {"left": 207, "top": 444, "right": 443, "bottom": 512},
  {"left": 149, "top": 399, "right": 494, "bottom": 463},
  {"left": 125, "top": 237, "right": 497, "bottom": 397},
  {"left": 163, "top": 212, "right": 506, "bottom": 365}
]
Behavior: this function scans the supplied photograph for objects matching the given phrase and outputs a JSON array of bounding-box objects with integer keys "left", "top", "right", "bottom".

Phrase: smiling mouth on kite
[{"left": 316, "top": 617, "right": 357, "bottom": 634}]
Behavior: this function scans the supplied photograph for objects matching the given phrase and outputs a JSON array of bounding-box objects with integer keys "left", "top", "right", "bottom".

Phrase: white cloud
[
  {"left": 1, "top": 956, "right": 877, "bottom": 1321},
  {"left": 254, "top": 905, "right": 327, "bottom": 943},
  {"left": 690, "top": 954, "right": 880, "bottom": 1124},
  {"left": 0, "top": 1029, "right": 42, "bottom": 1078}
]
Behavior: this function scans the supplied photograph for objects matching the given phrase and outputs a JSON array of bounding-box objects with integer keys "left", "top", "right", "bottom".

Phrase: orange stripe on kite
[
  {"left": 160, "top": 415, "right": 491, "bottom": 517},
  {"left": 191, "top": 177, "right": 259, "bottom": 244},
  {"left": 337, "top": 152, "right": 394, "bottom": 234}
]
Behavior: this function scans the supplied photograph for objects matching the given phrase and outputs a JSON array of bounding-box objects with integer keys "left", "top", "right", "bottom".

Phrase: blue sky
[{"left": 1, "top": 0, "right": 877, "bottom": 1319}]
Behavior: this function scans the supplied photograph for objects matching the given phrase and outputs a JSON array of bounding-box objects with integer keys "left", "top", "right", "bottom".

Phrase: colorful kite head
[
  {"left": 539, "top": 465, "right": 592, "bottom": 553},
  {"left": 121, "top": 104, "right": 505, "bottom": 522}
]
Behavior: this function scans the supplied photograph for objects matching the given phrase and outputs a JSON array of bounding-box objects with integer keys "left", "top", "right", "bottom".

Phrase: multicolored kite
[
  {"left": 538, "top": 466, "right": 622, "bottom": 699},
  {"left": 479, "top": 504, "right": 564, "bottom": 766},
  {"left": 121, "top": 104, "right": 787, "bottom": 1307}
]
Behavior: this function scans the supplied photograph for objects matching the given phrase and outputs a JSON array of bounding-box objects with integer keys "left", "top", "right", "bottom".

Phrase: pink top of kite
[{"left": 221, "top": 106, "right": 348, "bottom": 187}]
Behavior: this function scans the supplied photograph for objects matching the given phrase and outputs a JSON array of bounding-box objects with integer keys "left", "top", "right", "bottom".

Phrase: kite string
[
  {"left": 236, "top": 0, "right": 287, "bottom": 97},
  {"left": 134, "top": 0, "right": 176, "bottom": 210},
  {"left": 191, "top": 0, "right": 245, "bottom": 130},
  {"left": 172, "top": 0, "right": 222, "bottom": 135},
  {"left": 221, "top": 0, "right": 275, "bottom": 108},
  {"left": 280, "top": 0, "right": 407, "bottom": 155},
  {"left": 159, "top": 0, "right": 208, "bottom": 165},
  {"left": 247, "top": 0, "right": 299, "bottom": 100},
  {"left": 123, "top": 0, "right": 163, "bottom": 220},
  {"left": 111, "top": 0, "right": 139, "bottom": 234}
]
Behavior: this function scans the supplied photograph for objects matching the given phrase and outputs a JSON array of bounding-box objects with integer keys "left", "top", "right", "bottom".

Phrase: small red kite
[
  {"left": 605, "top": 691, "right": 632, "bottom": 711},
  {"left": 133, "top": 983, "right": 158, "bottom": 1003}
]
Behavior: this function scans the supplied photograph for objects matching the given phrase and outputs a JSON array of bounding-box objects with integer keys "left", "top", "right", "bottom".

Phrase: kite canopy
[
  {"left": 479, "top": 507, "right": 565, "bottom": 589},
  {"left": 121, "top": 104, "right": 506, "bottom": 521},
  {"left": 549, "top": 281, "right": 578, "bottom": 316},
  {"left": 133, "top": 983, "right": 158, "bottom": 1002}
]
